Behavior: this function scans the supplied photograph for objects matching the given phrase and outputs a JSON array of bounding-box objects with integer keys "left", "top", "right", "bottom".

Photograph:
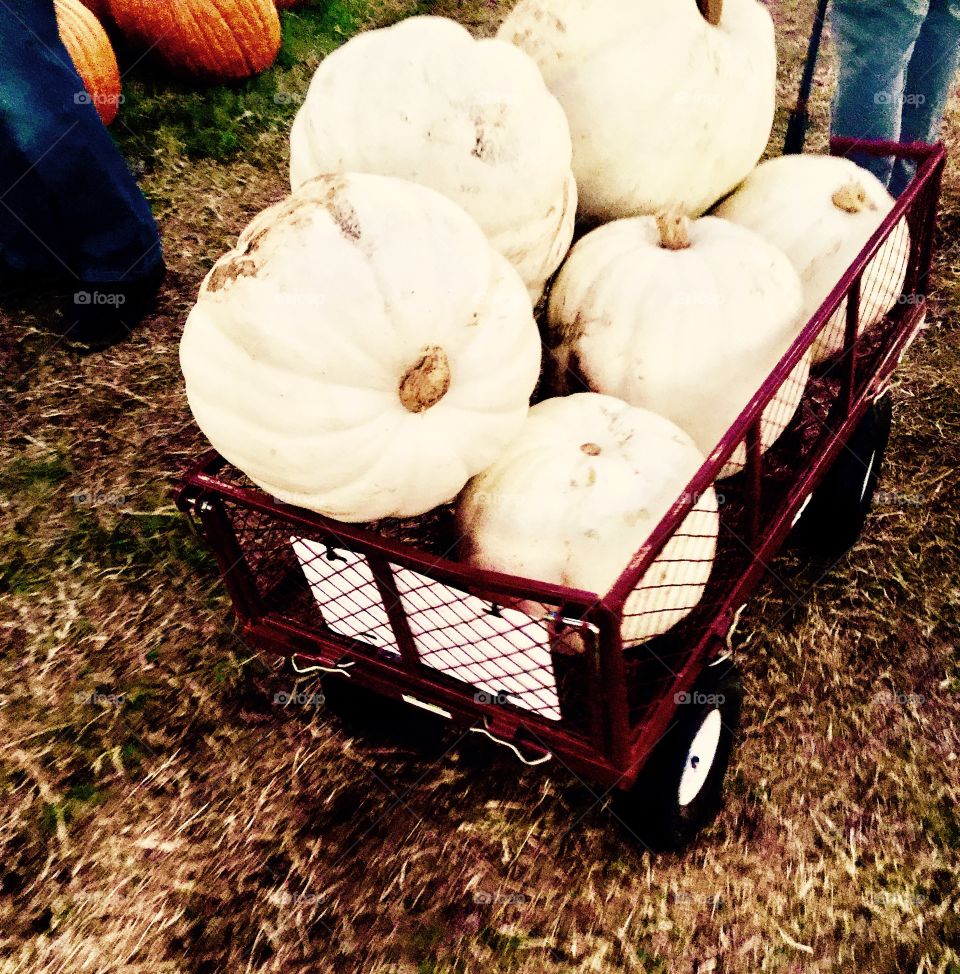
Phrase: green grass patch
[
  {"left": 39, "top": 781, "right": 106, "bottom": 838},
  {"left": 112, "top": 0, "right": 421, "bottom": 167},
  {"left": 0, "top": 453, "right": 71, "bottom": 494},
  {"left": 0, "top": 548, "right": 52, "bottom": 595},
  {"left": 478, "top": 928, "right": 524, "bottom": 969},
  {"left": 61, "top": 508, "right": 216, "bottom": 578},
  {"left": 0, "top": 504, "right": 216, "bottom": 595},
  {"left": 119, "top": 742, "right": 145, "bottom": 776},
  {"left": 635, "top": 949, "right": 670, "bottom": 974},
  {"left": 410, "top": 921, "right": 446, "bottom": 955},
  {"left": 918, "top": 797, "right": 960, "bottom": 851},
  {"left": 417, "top": 960, "right": 467, "bottom": 974}
]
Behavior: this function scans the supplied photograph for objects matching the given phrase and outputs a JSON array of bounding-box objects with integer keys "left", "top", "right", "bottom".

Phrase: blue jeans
[
  {"left": 0, "top": 0, "right": 161, "bottom": 284},
  {"left": 832, "top": 0, "right": 960, "bottom": 194}
]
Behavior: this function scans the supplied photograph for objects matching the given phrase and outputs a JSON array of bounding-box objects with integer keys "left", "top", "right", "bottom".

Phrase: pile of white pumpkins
[{"left": 180, "top": 0, "right": 911, "bottom": 645}]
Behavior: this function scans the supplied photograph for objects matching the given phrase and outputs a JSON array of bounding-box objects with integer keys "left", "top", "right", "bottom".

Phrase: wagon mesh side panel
[
  {"left": 617, "top": 150, "right": 939, "bottom": 729},
  {"left": 617, "top": 344, "right": 824, "bottom": 725},
  {"left": 619, "top": 487, "right": 755, "bottom": 727},
  {"left": 387, "top": 574, "right": 574, "bottom": 724},
  {"left": 213, "top": 488, "right": 598, "bottom": 734},
  {"left": 223, "top": 503, "right": 315, "bottom": 617}
]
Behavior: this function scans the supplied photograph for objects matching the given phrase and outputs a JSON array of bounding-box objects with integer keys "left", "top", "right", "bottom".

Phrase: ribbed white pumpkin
[
  {"left": 180, "top": 173, "right": 542, "bottom": 523},
  {"left": 715, "top": 154, "right": 911, "bottom": 364},
  {"left": 497, "top": 0, "right": 776, "bottom": 222},
  {"left": 548, "top": 213, "right": 808, "bottom": 478},
  {"left": 458, "top": 394, "right": 719, "bottom": 645},
  {"left": 289, "top": 16, "right": 577, "bottom": 303}
]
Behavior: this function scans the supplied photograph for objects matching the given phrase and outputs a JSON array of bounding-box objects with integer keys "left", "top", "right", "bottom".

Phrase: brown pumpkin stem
[
  {"left": 697, "top": 0, "right": 724, "bottom": 26},
  {"left": 399, "top": 345, "right": 451, "bottom": 413},
  {"left": 832, "top": 180, "right": 877, "bottom": 214},
  {"left": 656, "top": 209, "right": 692, "bottom": 251},
  {"left": 580, "top": 443, "right": 601, "bottom": 456}
]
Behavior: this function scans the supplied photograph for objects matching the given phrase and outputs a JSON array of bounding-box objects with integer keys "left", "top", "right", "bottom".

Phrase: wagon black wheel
[
  {"left": 792, "top": 395, "right": 893, "bottom": 558},
  {"left": 615, "top": 661, "right": 742, "bottom": 851}
]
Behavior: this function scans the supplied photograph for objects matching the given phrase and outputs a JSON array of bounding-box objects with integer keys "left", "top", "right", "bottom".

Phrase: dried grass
[{"left": 0, "top": 0, "right": 958, "bottom": 972}]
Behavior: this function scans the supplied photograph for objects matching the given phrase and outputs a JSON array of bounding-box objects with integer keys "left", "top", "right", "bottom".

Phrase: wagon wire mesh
[
  {"left": 616, "top": 141, "right": 942, "bottom": 725},
  {"left": 181, "top": 141, "right": 944, "bottom": 767},
  {"left": 201, "top": 480, "right": 599, "bottom": 733}
]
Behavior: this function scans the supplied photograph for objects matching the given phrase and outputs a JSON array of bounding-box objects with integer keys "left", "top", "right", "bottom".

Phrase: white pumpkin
[
  {"left": 497, "top": 0, "right": 776, "bottom": 222},
  {"left": 457, "top": 393, "right": 719, "bottom": 646},
  {"left": 180, "top": 173, "right": 542, "bottom": 523},
  {"left": 547, "top": 212, "right": 809, "bottom": 479},
  {"left": 289, "top": 15, "right": 577, "bottom": 303},
  {"left": 714, "top": 154, "right": 911, "bottom": 364}
]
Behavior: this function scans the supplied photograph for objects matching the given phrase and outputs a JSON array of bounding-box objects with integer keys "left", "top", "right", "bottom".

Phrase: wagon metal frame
[{"left": 177, "top": 139, "right": 945, "bottom": 803}]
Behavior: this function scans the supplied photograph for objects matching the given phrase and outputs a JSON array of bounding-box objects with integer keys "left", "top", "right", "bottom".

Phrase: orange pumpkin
[
  {"left": 55, "top": 0, "right": 122, "bottom": 126},
  {"left": 108, "top": 0, "right": 281, "bottom": 82}
]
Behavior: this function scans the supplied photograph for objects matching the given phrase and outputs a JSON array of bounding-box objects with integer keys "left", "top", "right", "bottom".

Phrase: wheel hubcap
[{"left": 678, "top": 709, "right": 723, "bottom": 807}]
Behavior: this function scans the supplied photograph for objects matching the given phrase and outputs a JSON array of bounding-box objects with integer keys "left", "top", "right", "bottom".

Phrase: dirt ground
[{"left": 1, "top": 1, "right": 958, "bottom": 972}]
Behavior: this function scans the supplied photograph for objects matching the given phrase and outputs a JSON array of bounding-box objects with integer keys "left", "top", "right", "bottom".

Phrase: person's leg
[
  {"left": 890, "top": 0, "right": 960, "bottom": 193},
  {"left": 831, "top": 0, "right": 929, "bottom": 186},
  {"left": 0, "top": 1, "right": 162, "bottom": 287}
]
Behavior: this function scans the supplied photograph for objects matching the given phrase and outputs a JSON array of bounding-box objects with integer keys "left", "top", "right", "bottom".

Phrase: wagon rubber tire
[
  {"left": 792, "top": 395, "right": 893, "bottom": 559},
  {"left": 614, "top": 661, "right": 743, "bottom": 851}
]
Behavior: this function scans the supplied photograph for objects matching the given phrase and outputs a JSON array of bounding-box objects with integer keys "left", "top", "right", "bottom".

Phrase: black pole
[{"left": 784, "top": 0, "right": 831, "bottom": 155}]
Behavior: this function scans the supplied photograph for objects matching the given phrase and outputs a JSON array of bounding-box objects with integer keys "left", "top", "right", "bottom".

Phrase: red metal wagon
[{"left": 177, "top": 139, "right": 945, "bottom": 846}]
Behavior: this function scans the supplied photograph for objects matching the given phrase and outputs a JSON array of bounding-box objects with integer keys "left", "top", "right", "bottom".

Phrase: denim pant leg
[
  {"left": 831, "top": 0, "right": 929, "bottom": 186},
  {"left": 0, "top": 0, "right": 162, "bottom": 284},
  {"left": 890, "top": 0, "right": 960, "bottom": 193}
]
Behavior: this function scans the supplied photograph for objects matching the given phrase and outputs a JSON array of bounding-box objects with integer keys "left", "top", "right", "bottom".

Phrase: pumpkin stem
[
  {"left": 580, "top": 443, "right": 601, "bottom": 456},
  {"left": 697, "top": 0, "right": 723, "bottom": 26},
  {"left": 399, "top": 345, "right": 451, "bottom": 413},
  {"left": 656, "top": 209, "right": 692, "bottom": 251},
  {"left": 832, "top": 180, "right": 877, "bottom": 214}
]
